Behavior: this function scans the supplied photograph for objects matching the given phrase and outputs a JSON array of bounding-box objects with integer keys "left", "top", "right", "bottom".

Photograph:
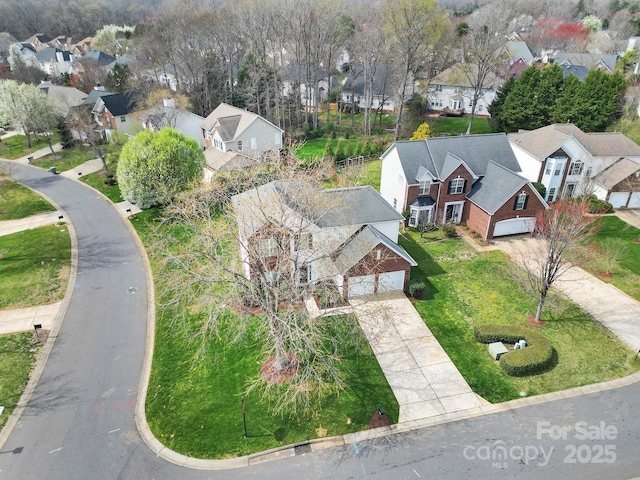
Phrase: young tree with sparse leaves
[{"left": 524, "top": 198, "right": 600, "bottom": 322}]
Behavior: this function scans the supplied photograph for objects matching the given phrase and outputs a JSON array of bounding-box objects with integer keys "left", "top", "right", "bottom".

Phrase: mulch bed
[
  {"left": 527, "top": 316, "right": 546, "bottom": 328},
  {"left": 260, "top": 354, "right": 299, "bottom": 384}
]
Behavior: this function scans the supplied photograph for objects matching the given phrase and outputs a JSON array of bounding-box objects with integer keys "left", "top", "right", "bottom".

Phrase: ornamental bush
[
  {"left": 116, "top": 128, "right": 205, "bottom": 209},
  {"left": 408, "top": 280, "right": 426, "bottom": 299},
  {"left": 474, "top": 324, "right": 554, "bottom": 376}
]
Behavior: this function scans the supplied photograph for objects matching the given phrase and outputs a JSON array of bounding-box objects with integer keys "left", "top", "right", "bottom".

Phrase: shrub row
[{"left": 474, "top": 324, "right": 554, "bottom": 376}]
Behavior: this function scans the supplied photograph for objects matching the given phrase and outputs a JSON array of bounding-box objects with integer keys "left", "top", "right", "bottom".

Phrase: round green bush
[{"left": 474, "top": 324, "right": 554, "bottom": 376}]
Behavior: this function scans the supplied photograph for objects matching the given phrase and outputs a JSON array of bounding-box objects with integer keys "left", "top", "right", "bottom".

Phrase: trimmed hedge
[{"left": 474, "top": 324, "right": 554, "bottom": 376}]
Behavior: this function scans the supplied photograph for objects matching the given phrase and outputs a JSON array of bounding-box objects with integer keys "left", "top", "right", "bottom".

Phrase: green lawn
[
  {"left": 364, "top": 159, "right": 381, "bottom": 191},
  {"left": 581, "top": 215, "right": 640, "bottom": 301},
  {"left": 33, "top": 145, "right": 97, "bottom": 172},
  {"left": 432, "top": 117, "right": 491, "bottom": 136},
  {"left": 134, "top": 209, "right": 398, "bottom": 459},
  {"left": 80, "top": 171, "right": 123, "bottom": 203},
  {"left": 400, "top": 231, "right": 639, "bottom": 403},
  {"left": 0, "top": 332, "right": 41, "bottom": 430},
  {"left": 0, "top": 133, "right": 61, "bottom": 160},
  {"left": 0, "top": 181, "right": 55, "bottom": 220},
  {"left": 0, "top": 224, "right": 71, "bottom": 309}
]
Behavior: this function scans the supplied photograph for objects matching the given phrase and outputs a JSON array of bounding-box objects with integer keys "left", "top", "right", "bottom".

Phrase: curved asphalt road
[{"left": 1, "top": 161, "right": 639, "bottom": 479}]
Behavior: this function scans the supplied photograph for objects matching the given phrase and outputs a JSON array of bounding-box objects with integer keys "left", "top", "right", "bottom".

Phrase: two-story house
[
  {"left": 200, "top": 103, "right": 284, "bottom": 179},
  {"left": 232, "top": 182, "right": 416, "bottom": 299},
  {"left": 91, "top": 90, "right": 144, "bottom": 139},
  {"left": 34, "top": 47, "right": 74, "bottom": 77},
  {"left": 340, "top": 64, "right": 397, "bottom": 113},
  {"left": 427, "top": 64, "right": 502, "bottom": 116},
  {"left": 140, "top": 98, "right": 205, "bottom": 149},
  {"left": 380, "top": 134, "right": 547, "bottom": 240},
  {"left": 508, "top": 123, "right": 640, "bottom": 207},
  {"left": 282, "top": 62, "right": 331, "bottom": 110}
]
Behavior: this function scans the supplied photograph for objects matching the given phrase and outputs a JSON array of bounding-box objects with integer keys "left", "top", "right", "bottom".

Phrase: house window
[
  {"left": 274, "top": 133, "right": 281, "bottom": 146},
  {"left": 204, "top": 129, "right": 211, "bottom": 139},
  {"left": 214, "top": 139, "right": 222, "bottom": 150},
  {"left": 409, "top": 209, "right": 418, "bottom": 226},
  {"left": 257, "top": 238, "right": 279, "bottom": 257},
  {"left": 545, "top": 163, "right": 552, "bottom": 175},
  {"left": 569, "top": 160, "right": 583, "bottom": 175},
  {"left": 237, "top": 140, "right": 243, "bottom": 151},
  {"left": 450, "top": 99, "right": 461, "bottom": 110},
  {"left": 564, "top": 183, "right": 577, "bottom": 198},
  {"left": 120, "top": 116, "right": 126, "bottom": 122},
  {"left": 478, "top": 105, "right": 484, "bottom": 111},
  {"left": 435, "top": 85, "right": 442, "bottom": 92},
  {"left": 393, "top": 198, "right": 397, "bottom": 209},
  {"left": 514, "top": 193, "right": 528, "bottom": 210},
  {"left": 547, "top": 187, "right": 556, "bottom": 202},
  {"left": 554, "top": 166, "right": 562, "bottom": 176},
  {"left": 584, "top": 167, "right": 592, "bottom": 178},
  {"left": 398, "top": 174, "right": 403, "bottom": 185},
  {"left": 294, "top": 233, "right": 312, "bottom": 251},
  {"left": 298, "top": 265, "right": 310, "bottom": 284},
  {"left": 449, "top": 177, "right": 465, "bottom": 194},
  {"left": 251, "top": 137, "right": 257, "bottom": 149},
  {"left": 419, "top": 180, "right": 430, "bottom": 195}
]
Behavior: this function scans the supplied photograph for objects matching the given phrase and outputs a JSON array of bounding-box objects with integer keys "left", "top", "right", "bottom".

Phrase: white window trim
[
  {"left": 450, "top": 177, "right": 465, "bottom": 194},
  {"left": 515, "top": 193, "right": 527, "bottom": 210}
]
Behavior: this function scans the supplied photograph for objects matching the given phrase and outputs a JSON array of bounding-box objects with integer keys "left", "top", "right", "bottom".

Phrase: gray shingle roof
[
  {"left": 594, "top": 158, "right": 640, "bottom": 189},
  {"left": 314, "top": 185, "right": 404, "bottom": 227},
  {"left": 343, "top": 64, "right": 393, "bottom": 97},
  {"left": 561, "top": 65, "right": 588, "bottom": 81},
  {"left": 466, "top": 161, "right": 530, "bottom": 214},
  {"left": 390, "top": 133, "right": 520, "bottom": 185},
  {"left": 101, "top": 90, "right": 143, "bottom": 116},
  {"left": 77, "top": 49, "right": 115, "bottom": 65},
  {"left": 552, "top": 52, "right": 618, "bottom": 73},
  {"left": 334, "top": 225, "right": 416, "bottom": 273}
]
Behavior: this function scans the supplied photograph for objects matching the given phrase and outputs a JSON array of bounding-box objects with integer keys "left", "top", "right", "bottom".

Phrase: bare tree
[
  {"left": 383, "top": 0, "right": 450, "bottom": 140},
  {"left": 151, "top": 158, "right": 399, "bottom": 413},
  {"left": 524, "top": 198, "right": 600, "bottom": 322},
  {"left": 66, "top": 106, "right": 109, "bottom": 170}
]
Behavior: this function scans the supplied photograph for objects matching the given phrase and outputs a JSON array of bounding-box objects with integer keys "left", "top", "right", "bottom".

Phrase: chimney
[
  {"left": 163, "top": 98, "right": 175, "bottom": 108},
  {"left": 94, "top": 85, "right": 105, "bottom": 91}
]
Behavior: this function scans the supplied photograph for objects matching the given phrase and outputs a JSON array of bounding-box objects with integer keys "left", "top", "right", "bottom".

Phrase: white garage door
[
  {"left": 348, "top": 274, "right": 375, "bottom": 298},
  {"left": 628, "top": 192, "right": 640, "bottom": 209},
  {"left": 493, "top": 217, "right": 535, "bottom": 237},
  {"left": 609, "top": 192, "right": 630, "bottom": 209},
  {"left": 378, "top": 271, "right": 406, "bottom": 293}
]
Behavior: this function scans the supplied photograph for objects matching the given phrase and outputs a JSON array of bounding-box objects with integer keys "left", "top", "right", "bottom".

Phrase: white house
[
  {"left": 200, "top": 103, "right": 284, "bottom": 179},
  {"left": 340, "top": 64, "right": 398, "bottom": 113},
  {"left": 282, "top": 62, "right": 331, "bottom": 110},
  {"left": 427, "top": 63, "right": 502, "bottom": 116},
  {"left": 232, "top": 182, "right": 416, "bottom": 299},
  {"left": 509, "top": 123, "right": 640, "bottom": 207},
  {"left": 34, "top": 47, "right": 74, "bottom": 77}
]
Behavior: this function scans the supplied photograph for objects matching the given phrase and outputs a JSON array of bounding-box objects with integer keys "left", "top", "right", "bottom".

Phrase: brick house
[{"left": 380, "top": 134, "right": 547, "bottom": 240}]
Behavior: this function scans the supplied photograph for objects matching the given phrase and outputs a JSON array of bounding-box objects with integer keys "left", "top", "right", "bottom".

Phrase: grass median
[
  {"left": 400, "top": 231, "right": 640, "bottom": 403},
  {"left": 0, "top": 134, "right": 61, "bottom": 160},
  {"left": 0, "top": 332, "right": 41, "bottom": 430},
  {"left": 0, "top": 182, "right": 55, "bottom": 220},
  {"left": 0, "top": 224, "right": 71, "bottom": 309}
]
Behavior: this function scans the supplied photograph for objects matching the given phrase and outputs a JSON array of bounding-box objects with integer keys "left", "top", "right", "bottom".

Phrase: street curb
[{"left": 0, "top": 183, "right": 78, "bottom": 451}]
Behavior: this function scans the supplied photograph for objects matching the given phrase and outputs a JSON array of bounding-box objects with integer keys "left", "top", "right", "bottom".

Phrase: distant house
[
  {"left": 71, "top": 50, "right": 116, "bottom": 75},
  {"left": 550, "top": 52, "right": 618, "bottom": 73},
  {"left": 34, "top": 47, "right": 74, "bottom": 77},
  {"left": 427, "top": 64, "right": 502, "bottom": 116},
  {"left": 38, "top": 81, "right": 86, "bottom": 115},
  {"left": 380, "top": 134, "right": 547, "bottom": 240},
  {"left": 200, "top": 103, "right": 284, "bottom": 179},
  {"left": 508, "top": 123, "right": 640, "bottom": 207},
  {"left": 282, "top": 62, "right": 331, "bottom": 110},
  {"left": 232, "top": 182, "right": 416, "bottom": 299},
  {"left": 21, "top": 33, "right": 52, "bottom": 52},
  {"left": 91, "top": 90, "right": 144, "bottom": 139},
  {"left": 141, "top": 98, "right": 205, "bottom": 148},
  {"left": 340, "top": 64, "right": 397, "bottom": 113}
]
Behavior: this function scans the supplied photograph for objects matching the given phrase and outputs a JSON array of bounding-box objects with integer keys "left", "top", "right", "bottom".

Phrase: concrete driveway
[{"left": 615, "top": 209, "right": 640, "bottom": 229}]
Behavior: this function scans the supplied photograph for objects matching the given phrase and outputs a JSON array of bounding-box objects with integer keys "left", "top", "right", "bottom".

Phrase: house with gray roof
[
  {"left": 140, "top": 98, "right": 205, "bottom": 149},
  {"left": 91, "top": 90, "right": 144, "bottom": 139},
  {"left": 201, "top": 103, "right": 284, "bottom": 179},
  {"left": 509, "top": 123, "right": 640, "bottom": 208},
  {"left": 341, "top": 64, "right": 398, "bottom": 113},
  {"left": 232, "top": 182, "right": 416, "bottom": 299},
  {"left": 380, "top": 133, "right": 547, "bottom": 240},
  {"left": 551, "top": 52, "right": 618, "bottom": 74},
  {"left": 38, "top": 82, "right": 86, "bottom": 115}
]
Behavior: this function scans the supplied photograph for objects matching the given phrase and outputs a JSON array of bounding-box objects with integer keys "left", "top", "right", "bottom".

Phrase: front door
[{"left": 444, "top": 202, "right": 464, "bottom": 224}]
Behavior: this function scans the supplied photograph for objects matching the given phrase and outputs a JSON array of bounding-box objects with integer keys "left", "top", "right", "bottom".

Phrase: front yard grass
[
  {"left": 0, "top": 181, "right": 55, "bottom": 220},
  {"left": 33, "top": 145, "right": 96, "bottom": 172},
  {"left": 0, "top": 332, "right": 41, "bottom": 430},
  {"left": 80, "top": 171, "right": 123, "bottom": 203},
  {"left": 133, "top": 208, "right": 399, "bottom": 459},
  {"left": 0, "top": 224, "right": 71, "bottom": 309},
  {"left": 400, "top": 231, "right": 640, "bottom": 403},
  {"left": 0, "top": 133, "right": 61, "bottom": 159},
  {"left": 580, "top": 215, "right": 640, "bottom": 302}
]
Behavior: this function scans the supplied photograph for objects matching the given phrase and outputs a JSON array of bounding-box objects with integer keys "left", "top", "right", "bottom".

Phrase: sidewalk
[
  {"left": 309, "top": 291, "right": 486, "bottom": 423},
  {"left": 0, "top": 303, "right": 61, "bottom": 336},
  {"left": 0, "top": 211, "right": 65, "bottom": 236}
]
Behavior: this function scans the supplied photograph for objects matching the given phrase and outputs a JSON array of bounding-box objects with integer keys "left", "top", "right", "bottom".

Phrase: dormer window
[{"left": 419, "top": 180, "right": 430, "bottom": 195}]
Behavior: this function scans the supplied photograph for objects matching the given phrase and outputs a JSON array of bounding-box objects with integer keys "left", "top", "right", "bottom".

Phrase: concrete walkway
[
  {"left": 0, "top": 303, "right": 61, "bottom": 335},
  {"left": 308, "top": 291, "right": 485, "bottom": 423},
  {"left": 0, "top": 211, "right": 65, "bottom": 235},
  {"left": 492, "top": 234, "right": 640, "bottom": 353}
]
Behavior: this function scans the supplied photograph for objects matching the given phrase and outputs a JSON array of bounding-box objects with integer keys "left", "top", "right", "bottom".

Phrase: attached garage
[
  {"left": 493, "top": 217, "right": 536, "bottom": 237},
  {"left": 378, "top": 271, "right": 406, "bottom": 293},
  {"left": 608, "top": 192, "right": 630, "bottom": 209},
  {"left": 347, "top": 274, "right": 376, "bottom": 297},
  {"left": 629, "top": 192, "right": 640, "bottom": 209}
]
